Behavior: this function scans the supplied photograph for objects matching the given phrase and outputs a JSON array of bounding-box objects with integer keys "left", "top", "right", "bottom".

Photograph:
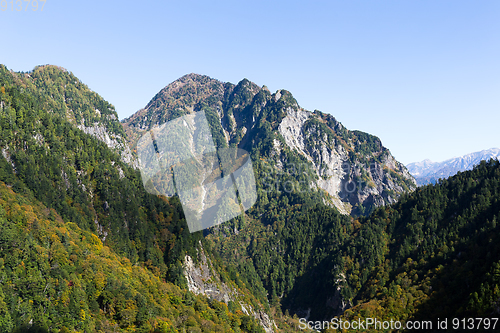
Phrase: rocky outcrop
[
  {"left": 183, "top": 249, "right": 234, "bottom": 304},
  {"left": 325, "top": 273, "right": 351, "bottom": 316},
  {"left": 275, "top": 101, "right": 416, "bottom": 215},
  {"left": 183, "top": 242, "right": 276, "bottom": 333},
  {"left": 278, "top": 107, "right": 311, "bottom": 160},
  {"left": 77, "top": 122, "right": 137, "bottom": 168},
  {"left": 239, "top": 302, "right": 276, "bottom": 333}
]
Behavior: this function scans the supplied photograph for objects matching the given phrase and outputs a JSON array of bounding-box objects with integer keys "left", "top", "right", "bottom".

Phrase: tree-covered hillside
[
  {"left": 217, "top": 158, "right": 500, "bottom": 330},
  {"left": 0, "top": 64, "right": 195, "bottom": 272},
  {"left": 0, "top": 180, "right": 278, "bottom": 332},
  {"left": 338, "top": 159, "right": 500, "bottom": 330},
  {"left": 1, "top": 65, "right": 289, "bottom": 332}
]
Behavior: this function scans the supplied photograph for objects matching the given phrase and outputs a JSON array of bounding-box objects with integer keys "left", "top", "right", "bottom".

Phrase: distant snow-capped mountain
[{"left": 407, "top": 148, "right": 500, "bottom": 186}]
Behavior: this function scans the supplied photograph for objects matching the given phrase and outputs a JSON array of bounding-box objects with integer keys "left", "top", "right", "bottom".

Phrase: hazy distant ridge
[{"left": 407, "top": 148, "right": 500, "bottom": 185}]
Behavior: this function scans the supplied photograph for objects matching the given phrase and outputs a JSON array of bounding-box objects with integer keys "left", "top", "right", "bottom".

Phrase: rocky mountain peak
[{"left": 123, "top": 74, "right": 416, "bottom": 216}]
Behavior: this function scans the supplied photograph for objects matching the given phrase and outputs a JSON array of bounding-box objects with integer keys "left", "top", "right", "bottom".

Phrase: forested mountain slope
[
  {"left": 0, "top": 64, "right": 188, "bottom": 266},
  {"left": 0, "top": 65, "right": 291, "bottom": 332},
  {"left": 226, "top": 158, "right": 500, "bottom": 328},
  {"left": 1, "top": 65, "right": 134, "bottom": 165},
  {"left": 334, "top": 159, "right": 500, "bottom": 331},
  {"left": 4, "top": 65, "right": 497, "bottom": 333},
  {"left": 0, "top": 179, "right": 280, "bottom": 332}
]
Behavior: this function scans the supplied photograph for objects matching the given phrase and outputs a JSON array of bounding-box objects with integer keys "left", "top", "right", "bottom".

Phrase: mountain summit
[
  {"left": 407, "top": 148, "right": 500, "bottom": 185},
  {"left": 123, "top": 74, "right": 416, "bottom": 216}
]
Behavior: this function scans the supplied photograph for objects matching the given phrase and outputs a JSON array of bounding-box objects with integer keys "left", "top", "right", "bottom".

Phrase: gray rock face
[
  {"left": 77, "top": 122, "right": 138, "bottom": 168},
  {"left": 274, "top": 101, "right": 415, "bottom": 215},
  {"left": 183, "top": 249, "right": 234, "bottom": 304},
  {"left": 1, "top": 147, "right": 16, "bottom": 173},
  {"left": 183, "top": 242, "right": 276, "bottom": 333},
  {"left": 278, "top": 108, "right": 311, "bottom": 159}
]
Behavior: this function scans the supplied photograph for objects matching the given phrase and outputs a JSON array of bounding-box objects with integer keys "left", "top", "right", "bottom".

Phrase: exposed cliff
[{"left": 183, "top": 242, "right": 276, "bottom": 333}]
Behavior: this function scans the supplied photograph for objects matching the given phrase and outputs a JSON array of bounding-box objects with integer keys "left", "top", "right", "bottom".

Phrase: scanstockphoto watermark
[
  {"left": 1, "top": 0, "right": 46, "bottom": 11},
  {"left": 299, "top": 317, "right": 499, "bottom": 331},
  {"left": 299, "top": 317, "right": 428, "bottom": 331},
  {"left": 261, "top": 161, "right": 371, "bottom": 196},
  {"left": 136, "top": 111, "right": 257, "bottom": 233}
]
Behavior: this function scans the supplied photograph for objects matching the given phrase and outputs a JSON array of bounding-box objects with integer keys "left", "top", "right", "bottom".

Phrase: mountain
[
  {"left": 407, "top": 148, "right": 500, "bottom": 186},
  {"left": 0, "top": 64, "right": 166, "bottom": 257},
  {"left": 1, "top": 65, "right": 301, "bottom": 332},
  {"left": 121, "top": 73, "right": 418, "bottom": 321},
  {"left": 122, "top": 73, "right": 416, "bottom": 216},
  {"left": 4, "top": 64, "right": 498, "bottom": 332}
]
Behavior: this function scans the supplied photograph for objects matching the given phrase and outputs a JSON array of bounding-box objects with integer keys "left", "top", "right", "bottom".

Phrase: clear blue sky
[{"left": 2, "top": 0, "right": 499, "bottom": 164}]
